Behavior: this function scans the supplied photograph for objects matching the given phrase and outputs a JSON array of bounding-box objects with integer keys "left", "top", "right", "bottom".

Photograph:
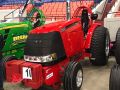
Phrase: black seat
[
  {"left": 81, "top": 9, "right": 89, "bottom": 35},
  {"left": 33, "top": 13, "right": 41, "bottom": 28}
]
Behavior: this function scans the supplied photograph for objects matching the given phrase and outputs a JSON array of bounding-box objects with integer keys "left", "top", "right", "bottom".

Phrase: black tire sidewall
[
  {"left": 63, "top": 61, "right": 76, "bottom": 90},
  {"left": 115, "top": 28, "right": 120, "bottom": 64},
  {"left": 109, "top": 64, "right": 120, "bottom": 90},
  {"left": 63, "top": 61, "right": 83, "bottom": 90},
  {"left": 70, "top": 62, "right": 83, "bottom": 90}
]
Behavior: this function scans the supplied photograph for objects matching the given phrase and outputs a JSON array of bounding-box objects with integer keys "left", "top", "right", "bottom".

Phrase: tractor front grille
[{"left": 24, "top": 31, "right": 66, "bottom": 65}]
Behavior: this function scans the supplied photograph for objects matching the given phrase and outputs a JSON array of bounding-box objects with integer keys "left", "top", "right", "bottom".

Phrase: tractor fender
[{"left": 84, "top": 23, "right": 101, "bottom": 49}]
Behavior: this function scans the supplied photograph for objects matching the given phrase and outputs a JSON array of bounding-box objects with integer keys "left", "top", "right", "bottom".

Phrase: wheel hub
[
  {"left": 105, "top": 36, "right": 110, "bottom": 56},
  {"left": 76, "top": 70, "right": 83, "bottom": 87}
]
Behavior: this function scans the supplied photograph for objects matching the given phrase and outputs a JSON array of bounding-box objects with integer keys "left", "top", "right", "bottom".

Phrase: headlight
[{"left": 24, "top": 53, "right": 57, "bottom": 63}]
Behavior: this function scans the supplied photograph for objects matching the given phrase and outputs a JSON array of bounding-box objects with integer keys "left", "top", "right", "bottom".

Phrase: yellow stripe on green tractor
[{"left": 0, "top": 24, "right": 28, "bottom": 30}]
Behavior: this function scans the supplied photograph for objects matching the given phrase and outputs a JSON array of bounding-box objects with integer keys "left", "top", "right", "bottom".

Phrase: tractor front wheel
[
  {"left": 90, "top": 26, "right": 110, "bottom": 66},
  {"left": 109, "top": 64, "right": 120, "bottom": 90},
  {"left": 63, "top": 61, "right": 83, "bottom": 90},
  {"left": 2, "top": 56, "right": 17, "bottom": 80}
]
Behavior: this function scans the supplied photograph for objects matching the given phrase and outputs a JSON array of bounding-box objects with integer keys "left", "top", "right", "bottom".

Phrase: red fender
[{"left": 84, "top": 23, "right": 101, "bottom": 49}]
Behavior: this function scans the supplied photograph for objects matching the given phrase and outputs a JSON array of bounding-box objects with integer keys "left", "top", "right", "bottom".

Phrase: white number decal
[{"left": 23, "top": 67, "right": 32, "bottom": 80}]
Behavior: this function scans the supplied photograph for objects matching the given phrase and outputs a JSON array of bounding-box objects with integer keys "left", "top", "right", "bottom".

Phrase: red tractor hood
[{"left": 30, "top": 18, "right": 81, "bottom": 34}]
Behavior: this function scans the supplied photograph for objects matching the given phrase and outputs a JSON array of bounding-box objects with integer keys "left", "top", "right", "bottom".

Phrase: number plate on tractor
[{"left": 23, "top": 67, "right": 32, "bottom": 80}]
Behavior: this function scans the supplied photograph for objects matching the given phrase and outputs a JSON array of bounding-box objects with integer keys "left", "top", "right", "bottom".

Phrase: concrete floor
[
  {"left": 81, "top": 57, "right": 115, "bottom": 90},
  {"left": 3, "top": 57, "right": 116, "bottom": 90}
]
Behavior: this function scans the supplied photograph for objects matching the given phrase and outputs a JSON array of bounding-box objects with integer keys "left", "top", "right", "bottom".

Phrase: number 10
[{"left": 26, "top": 68, "right": 32, "bottom": 78}]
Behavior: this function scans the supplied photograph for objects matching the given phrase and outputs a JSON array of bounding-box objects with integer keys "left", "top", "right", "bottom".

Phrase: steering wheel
[{"left": 25, "top": 7, "right": 45, "bottom": 27}]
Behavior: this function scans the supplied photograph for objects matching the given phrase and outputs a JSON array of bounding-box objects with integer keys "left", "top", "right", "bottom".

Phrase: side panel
[
  {"left": 43, "top": 65, "right": 61, "bottom": 86},
  {"left": 84, "top": 23, "right": 101, "bottom": 49},
  {"left": 61, "top": 22, "right": 84, "bottom": 57}
]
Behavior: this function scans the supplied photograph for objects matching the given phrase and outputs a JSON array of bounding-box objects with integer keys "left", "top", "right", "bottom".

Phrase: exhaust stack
[{"left": 66, "top": 0, "right": 71, "bottom": 20}]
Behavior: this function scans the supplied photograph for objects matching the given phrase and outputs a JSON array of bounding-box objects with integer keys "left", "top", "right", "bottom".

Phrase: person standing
[{"left": 81, "top": 9, "right": 89, "bottom": 36}]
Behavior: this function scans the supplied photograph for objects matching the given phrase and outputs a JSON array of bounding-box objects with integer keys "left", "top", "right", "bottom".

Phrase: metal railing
[{"left": 3, "top": 6, "right": 22, "bottom": 21}]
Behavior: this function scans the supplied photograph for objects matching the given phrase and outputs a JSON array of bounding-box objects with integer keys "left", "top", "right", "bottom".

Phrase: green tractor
[
  {"left": 0, "top": 21, "right": 32, "bottom": 59},
  {"left": 0, "top": 0, "right": 45, "bottom": 63}
]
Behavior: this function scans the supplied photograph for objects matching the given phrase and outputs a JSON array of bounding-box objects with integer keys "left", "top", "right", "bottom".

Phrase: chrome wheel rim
[
  {"left": 105, "top": 36, "right": 110, "bottom": 56},
  {"left": 76, "top": 70, "right": 83, "bottom": 87}
]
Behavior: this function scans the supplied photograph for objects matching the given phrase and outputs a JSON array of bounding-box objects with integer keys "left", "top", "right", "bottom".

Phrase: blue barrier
[
  {"left": 94, "top": 0, "right": 112, "bottom": 3},
  {"left": 0, "top": 0, "right": 26, "bottom": 5},
  {"left": 0, "top": 0, "right": 44, "bottom": 6},
  {"left": 0, "top": 0, "right": 111, "bottom": 6}
]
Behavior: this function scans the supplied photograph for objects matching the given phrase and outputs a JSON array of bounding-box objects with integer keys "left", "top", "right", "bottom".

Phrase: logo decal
[
  {"left": 46, "top": 72, "right": 53, "bottom": 80},
  {"left": 12, "top": 35, "right": 28, "bottom": 45}
]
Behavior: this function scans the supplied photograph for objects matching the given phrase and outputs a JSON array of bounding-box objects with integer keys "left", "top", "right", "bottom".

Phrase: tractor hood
[
  {"left": 30, "top": 21, "right": 65, "bottom": 34},
  {"left": 30, "top": 18, "right": 80, "bottom": 34}
]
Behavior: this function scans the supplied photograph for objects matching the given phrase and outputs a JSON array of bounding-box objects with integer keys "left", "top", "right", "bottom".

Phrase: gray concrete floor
[
  {"left": 3, "top": 57, "right": 116, "bottom": 90},
  {"left": 81, "top": 57, "right": 115, "bottom": 90}
]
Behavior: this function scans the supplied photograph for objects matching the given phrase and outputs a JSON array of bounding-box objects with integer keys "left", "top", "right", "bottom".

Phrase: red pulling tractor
[{"left": 5, "top": 6, "right": 110, "bottom": 90}]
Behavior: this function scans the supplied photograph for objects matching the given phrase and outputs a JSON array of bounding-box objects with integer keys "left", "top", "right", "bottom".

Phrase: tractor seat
[
  {"left": 33, "top": 13, "right": 41, "bottom": 28},
  {"left": 81, "top": 9, "right": 89, "bottom": 35}
]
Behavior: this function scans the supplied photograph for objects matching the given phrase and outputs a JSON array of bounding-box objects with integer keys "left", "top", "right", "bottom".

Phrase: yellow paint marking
[
  {"left": 13, "top": 35, "right": 28, "bottom": 41},
  {"left": 0, "top": 24, "right": 28, "bottom": 30}
]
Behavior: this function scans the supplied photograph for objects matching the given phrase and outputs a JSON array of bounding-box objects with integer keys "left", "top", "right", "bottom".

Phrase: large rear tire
[
  {"left": 90, "top": 26, "right": 110, "bottom": 66},
  {"left": 109, "top": 64, "right": 120, "bottom": 90},
  {"left": 2, "top": 56, "right": 17, "bottom": 80},
  {"left": 115, "top": 28, "right": 120, "bottom": 64},
  {"left": 63, "top": 61, "right": 83, "bottom": 90}
]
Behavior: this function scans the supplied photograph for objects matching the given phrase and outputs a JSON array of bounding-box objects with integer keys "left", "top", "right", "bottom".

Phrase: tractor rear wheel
[
  {"left": 63, "top": 61, "right": 83, "bottom": 90},
  {"left": 109, "top": 64, "right": 120, "bottom": 90},
  {"left": 115, "top": 28, "right": 120, "bottom": 64},
  {"left": 90, "top": 26, "right": 110, "bottom": 66},
  {"left": 2, "top": 56, "right": 17, "bottom": 80}
]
